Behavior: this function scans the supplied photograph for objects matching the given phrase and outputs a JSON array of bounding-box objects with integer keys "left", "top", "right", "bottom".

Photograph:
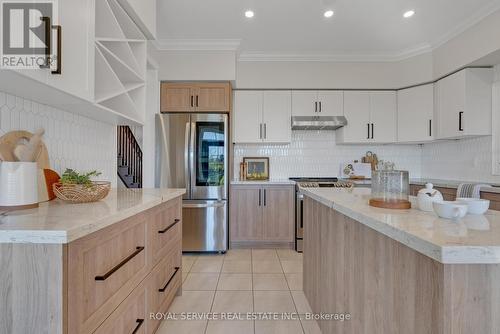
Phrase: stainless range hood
[{"left": 291, "top": 116, "right": 348, "bottom": 130}]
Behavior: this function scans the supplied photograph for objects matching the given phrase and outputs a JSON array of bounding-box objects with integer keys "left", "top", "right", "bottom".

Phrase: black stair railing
[{"left": 117, "top": 126, "right": 143, "bottom": 188}]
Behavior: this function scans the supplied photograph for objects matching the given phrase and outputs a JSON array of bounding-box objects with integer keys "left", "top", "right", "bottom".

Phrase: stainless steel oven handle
[{"left": 183, "top": 202, "right": 226, "bottom": 208}]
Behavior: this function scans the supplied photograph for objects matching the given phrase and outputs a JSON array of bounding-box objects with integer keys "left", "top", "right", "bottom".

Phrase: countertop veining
[
  {"left": 0, "top": 188, "right": 186, "bottom": 244},
  {"left": 301, "top": 187, "right": 500, "bottom": 264}
]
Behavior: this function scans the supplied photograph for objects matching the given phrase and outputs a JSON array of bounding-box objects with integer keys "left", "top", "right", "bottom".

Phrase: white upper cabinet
[
  {"left": 317, "top": 91, "right": 344, "bottom": 116},
  {"left": 233, "top": 91, "right": 263, "bottom": 144},
  {"left": 337, "top": 91, "right": 396, "bottom": 144},
  {"left": 397, "top": 84, "right": 434, "bottom": 143},
  {"left": 233, "top": 91, "right": 292, "bottom": 144},
  {"left": 292, "top": 91, "right": 318, "bottom": 116},
  {"left": 263, "top": 91, "right": 292, "bottom": 143},
  {"left": 370, "top": 92, "right": 397, "bottom": 143},
  {"left": 292, "top": 91, "right": 343, "bottom": 116},
  {"left": 338, "top": 91, "right": 371, "bottom": 143},
  {"left": 46, "top": 0, "right": 94, "bottom": 101},
  {"left": 436, "top": 68, "right": 493, "bottom": 139}
]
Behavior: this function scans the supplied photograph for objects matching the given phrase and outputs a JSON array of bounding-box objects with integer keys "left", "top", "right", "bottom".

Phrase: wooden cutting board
[
  {"left": 38, "top": 169, "right": 60, "bottom": 202},
  {"left": 0, "top": 131, "right": 50, "bottom": 168}
]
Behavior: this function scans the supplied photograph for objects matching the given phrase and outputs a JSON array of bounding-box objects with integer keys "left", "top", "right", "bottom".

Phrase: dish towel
[{"left": 456, "top": 183, "right": 491, "bottom": 199}]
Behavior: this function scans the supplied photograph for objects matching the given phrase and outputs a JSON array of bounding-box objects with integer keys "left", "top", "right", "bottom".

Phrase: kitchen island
[
  {"left": 0, "top": 188, "right": 185, "bottom": 334},
  {"left": 302, "top": 187, "right": 500, "bottom": 334}
]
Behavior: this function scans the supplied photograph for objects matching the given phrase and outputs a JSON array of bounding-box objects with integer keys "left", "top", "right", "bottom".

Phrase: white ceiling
[{"left": 157, "top": 0, "right": 500, "bottom": 60}]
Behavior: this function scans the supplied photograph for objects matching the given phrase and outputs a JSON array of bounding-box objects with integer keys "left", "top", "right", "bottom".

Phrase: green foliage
[{"left": 59, "top": 169, "right": 102, "bottom": 186}]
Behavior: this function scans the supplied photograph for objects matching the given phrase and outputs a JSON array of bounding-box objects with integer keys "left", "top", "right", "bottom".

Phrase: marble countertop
[
  {"left": 0, "top": 188, "right": 186, "bottom": 244},
  {"left": 410, "top": 178, "right": 500, "bottom": 193},
  {"left": 231, "top": 180, "right": 296, "bottom": 185},
  {"left": 301, "top": 187, "right": 500, "bottom": 264}
]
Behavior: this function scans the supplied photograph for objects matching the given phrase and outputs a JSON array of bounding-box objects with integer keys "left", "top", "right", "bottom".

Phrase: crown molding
[
  {"left": 153, "top": 39, "right": 241, "bottom": 51},
  {"left": 238, "top": 43, "right": 432, "bottom": 63}
]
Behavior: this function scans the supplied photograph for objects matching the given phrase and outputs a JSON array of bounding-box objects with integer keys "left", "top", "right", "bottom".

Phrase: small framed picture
[{"left": 243, "top": 157, "right": 269, "bottom": 181}]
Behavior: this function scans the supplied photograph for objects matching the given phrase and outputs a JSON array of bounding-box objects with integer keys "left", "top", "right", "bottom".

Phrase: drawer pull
[
  {"left": 158, "top": 219, "right": 180, "bottom": 234},
  {"left": 159, "top": 267, "right": 180, "bottom": 292},
  {"left": 131, "top": 319, "right": 144, "bottom": 334},
  {"left": 95, "top": 246, "right": 145, "bottom": 281}
]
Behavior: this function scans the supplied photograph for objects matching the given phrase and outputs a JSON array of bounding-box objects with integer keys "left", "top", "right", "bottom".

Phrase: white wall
[
  {"left": 492, "top": 65, "right": 500, "bottom": 176},
  {"left": 143, "top": 68, "right": 159, "bottom": 188},
  {"left": 433, "top": 10, "right": 500, "bottom": 78},
  {"left": 236, "top": 53, "right": 433, "bottom": 89},
  {"left": 0, "top": 91, "right": 117, "bottom": 186},
  {"left": 234, "top": 131, "right": 422, "bottom": 180},
  {"left": 157, "top": 51, "right": 236, "bottom": 81}
]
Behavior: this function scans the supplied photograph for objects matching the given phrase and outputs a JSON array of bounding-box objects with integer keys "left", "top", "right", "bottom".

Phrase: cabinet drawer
[
  {"left": 150, "top": 198, "right": 182, "bottom": 266},
  {"left": 94, "top": 283, "right": 147, "bottom": 334},
  {"left": 147, "top": 249, "right": 182, "bottom": 334},
  {"left": 68, "top": 215, "right": 149, "bottom": 334}
]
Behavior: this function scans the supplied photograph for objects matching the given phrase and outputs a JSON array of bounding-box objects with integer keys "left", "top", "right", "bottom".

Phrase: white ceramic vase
[{"left": 0, "top": 162, "right": 38, "bottom": 208}]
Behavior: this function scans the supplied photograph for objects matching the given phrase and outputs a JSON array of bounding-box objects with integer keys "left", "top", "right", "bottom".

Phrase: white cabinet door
[
  {"left": 263, "top": 91, "right": 292, "bottom": 143},
  {"left": 397, "top": 84, "right": 434, "bottom": 143},
  {"left": 46, "top": 0, "right": 94, "bottom": 101},
  {"left": 233, "top": 91, "right": 263, "bottom": 143},
  {"left": 291, "top": 91, "right": 317, "bottom": 116},
  {"left": 337, "top": 91, "right": 371, "bottom": 143},
  {"left": 436, "top": 68, "right": 492, "bottom": 139},
  {"left": 317, "top": 91, "right": 343, "bottom": 116},
  {"left": 436, "top": 71, "right": 465, "bottom": 139},
  {"left": 370, "top": 91, "right": 397, "bottom": 143}
]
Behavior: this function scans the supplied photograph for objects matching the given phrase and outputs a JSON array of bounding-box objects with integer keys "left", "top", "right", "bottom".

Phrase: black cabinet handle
[
  {"left": 39, "top": 17, "right": 51, "bottom": 69},
  {"left": 95, "top": 246, "right": 145, "bottom": 281},
  {"left": 159, "top": 267, "right": 180, "bottom": 292},
  {"left": 158, "top": 219, "right": 180, "bottom": 234},
  {"left": 191, "top": 96, "right": 194, "bottom": 107},
  {"left": 263, "top": 123, "right": 267, "bottom": 139},
  {"left": 367, "top": 123, "right": 370, "bottom": 139},
  {"left": 51, "top": 25, "right": 61, "bottom": 74},
  {"left": 314, "top": 102, "right": 318, "bottom": 113},
  {"left": 263, "top": 189, "right": 267, "bottom": 206},
  {"left": 258, "top": 189, "right": 261, "bottom": 206},
  {"left": 196, "top": 95, "right": 199, "bottom": 107},
  {"left": 429, "top": 119, "right": 432, "bottom": 137},
  {"left": 319, "top": 102, "right": 322, "bottom": 113},
  {"left": 459, "top": 112, "right": 464, "bottom": 131},
  {"left": 371, "top": 123, "right": 374, "bottom": 139},
  {"left": 131, "top": 319, "right": 144, "bottom": 334}
]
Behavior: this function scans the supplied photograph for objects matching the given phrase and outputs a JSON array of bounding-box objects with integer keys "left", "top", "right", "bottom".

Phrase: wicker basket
[{"left": 53, "top": 181, "right": 111, "bottom": 203}]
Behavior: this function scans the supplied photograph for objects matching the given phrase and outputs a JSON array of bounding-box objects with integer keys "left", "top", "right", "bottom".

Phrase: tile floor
[{"left": 156, "top": 249, "right": 322, "bottom": 334}]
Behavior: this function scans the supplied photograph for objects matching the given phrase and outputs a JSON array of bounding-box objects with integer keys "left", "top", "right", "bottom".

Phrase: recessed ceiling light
[
  {"left": 245, "top": 10, "right": 254, "bottom": 18},
  {"left": 324, "top": 10, "right": 334, "bottom": 18},
  {"left": 403, "top": 10, "right": 415, "bottom": 18}
]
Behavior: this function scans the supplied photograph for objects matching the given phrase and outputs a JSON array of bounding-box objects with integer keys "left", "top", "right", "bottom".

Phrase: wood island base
[{"left": 303, "top": 197, "right": 500, "bottom": 334}]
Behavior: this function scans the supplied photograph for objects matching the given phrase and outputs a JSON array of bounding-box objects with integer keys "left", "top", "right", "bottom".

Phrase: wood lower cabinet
[
  {"left": 161, "top": 82, "right": 231, "bottom": 112},
  {"left": 66, "top": 198, "right": 182, "bottom": 334},
  {"left": 230, "top": 184, "right": 294, "bottom": 247},
  {"left": 410, "top": 184, "right": 500, "bottom": 210}
]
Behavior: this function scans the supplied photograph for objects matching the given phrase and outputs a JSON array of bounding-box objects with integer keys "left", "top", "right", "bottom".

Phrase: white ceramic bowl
[
  {"left": 432, "top": 201, "right": 468, "bottom": 220},
  {"left": 456, "top": 198, "right": 490, "bottom": 215}
]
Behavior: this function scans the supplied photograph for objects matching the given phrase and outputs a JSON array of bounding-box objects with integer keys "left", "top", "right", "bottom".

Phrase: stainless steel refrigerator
[{"left": 155, "top": 113, "right": 228, "bottom": 252}]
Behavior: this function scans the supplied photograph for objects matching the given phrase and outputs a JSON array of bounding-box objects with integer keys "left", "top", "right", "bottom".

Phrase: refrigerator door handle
[
  {"left": 183, "top": 201, "right": 226, "bottom": 208},
  {"left": 184, "top": 121, "right": 191, "bottom": 198},
  {"left": 190, "top": 121, "right": 196, "bottom": 197}
]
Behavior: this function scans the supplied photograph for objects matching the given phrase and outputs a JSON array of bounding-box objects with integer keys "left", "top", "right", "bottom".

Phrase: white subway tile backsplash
[
  {"left": 0, "top": 91, "right": 117, "bottom": 186},
  {"left": 234, "top": 131, "right": 423, "bottom": 179},
  {"left": 422, "top": 136, "right": 500, "bottom": 184}
]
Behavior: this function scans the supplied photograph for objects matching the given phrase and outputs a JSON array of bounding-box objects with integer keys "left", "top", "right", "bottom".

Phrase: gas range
[{"left": 289, "top": 177, "right": 353, "bottom": 189}]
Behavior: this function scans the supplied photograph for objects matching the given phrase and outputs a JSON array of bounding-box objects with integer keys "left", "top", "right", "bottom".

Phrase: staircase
[{"left": 117, "top": 126, "right": 142, "bottom": 188}]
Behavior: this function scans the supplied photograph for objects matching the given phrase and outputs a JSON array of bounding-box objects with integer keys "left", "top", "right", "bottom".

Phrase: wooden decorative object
[
  {"left": 0, "top": 130, "right": 50, "bottom": 168},
  {"left": 369, "top": 198, "right": 412, "bottom": 209},
  {"left": 53, "top": 181, "right": 111, "bottom": 203}
]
